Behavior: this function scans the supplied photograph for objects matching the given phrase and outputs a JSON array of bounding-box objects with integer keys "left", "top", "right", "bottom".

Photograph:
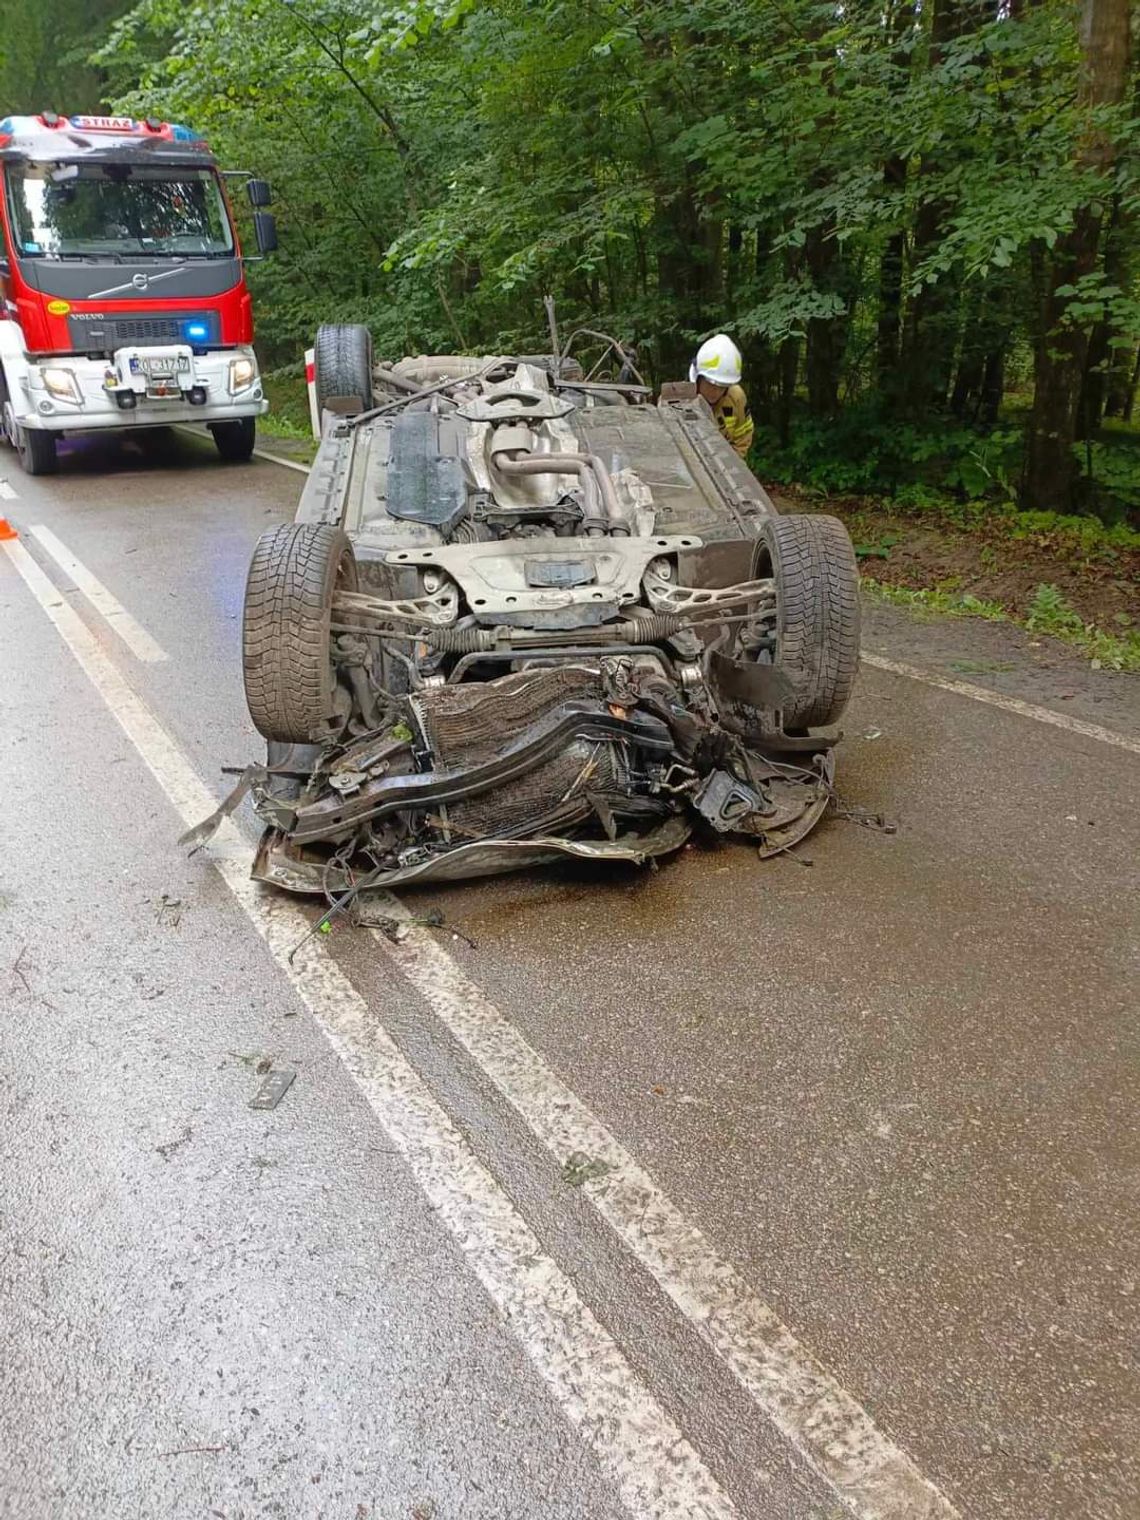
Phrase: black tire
[
  {"left": 211, "top": 416, "right": 256, "bottom": 462},
  {"left": 242, "top": 523, "right": 358, "bottom": 744},
  {"left": 16, "top": 425, "right": 58, "bottom": 476},
  {"left": 313, "top": 324, "right": 373, "bottom": 416},
  {"left": 758, "top": 514, "right": 860, "bottom": 729}
]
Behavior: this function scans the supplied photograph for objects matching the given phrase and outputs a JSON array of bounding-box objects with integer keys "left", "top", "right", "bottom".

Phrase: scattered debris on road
[
  {"left": 157, "top": 1444, "right": 228, "bottom": 1458},
  {"left": 249, "top": 1067, "right": 297, "bottom": 1110},
  {"left": 11, "top": 943, "right": 31, "bottom": 995},
  {"left": 829, "top": 795, "right": 898, "bottom": 834},
  {"left": 155, "top": 892, "right": 183, "bottom": 927},
  {"left": 562, "top": 1151, "right": 611, "bottom": 1187},
  {"left": 155, "top": 1126, "right": 193, "bottom": 1162}
]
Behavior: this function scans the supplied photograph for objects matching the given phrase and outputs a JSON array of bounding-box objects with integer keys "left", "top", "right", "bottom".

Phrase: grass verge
[{"left": 863, "top": 577, "right": 1140, "bottom": 672}]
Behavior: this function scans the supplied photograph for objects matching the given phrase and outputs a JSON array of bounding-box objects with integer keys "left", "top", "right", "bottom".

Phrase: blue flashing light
[
  {"left": 183, "top": 321, "right": 209, "bottom": 344},
  {"left": 170, "top": 123, "right": 203, "bottom": 142}
]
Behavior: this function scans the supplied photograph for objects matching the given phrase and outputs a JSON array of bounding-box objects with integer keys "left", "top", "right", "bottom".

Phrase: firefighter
[{"left": 689, "top": 334, "right": 753, "bottom": 458}]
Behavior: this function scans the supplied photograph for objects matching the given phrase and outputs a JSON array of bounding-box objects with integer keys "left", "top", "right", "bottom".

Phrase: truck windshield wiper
[{"left": 131, "top": 249, "right": 233, "bottom": 260}]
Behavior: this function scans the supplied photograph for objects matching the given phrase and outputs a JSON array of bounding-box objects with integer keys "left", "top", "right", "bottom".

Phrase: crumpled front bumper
[
  {"left": 182, "top": 661, "right": 839, "bottom": 898},
  {"left": 252, "top": 814, "right": 695, "bottom": 893}
]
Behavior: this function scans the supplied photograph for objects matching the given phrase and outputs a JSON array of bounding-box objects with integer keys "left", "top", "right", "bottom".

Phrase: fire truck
[{"left": 0, "top": 112, "right": 276, "bottom": 474}]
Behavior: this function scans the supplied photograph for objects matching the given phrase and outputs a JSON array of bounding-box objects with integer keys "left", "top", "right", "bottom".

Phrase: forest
[{"left": 3, "top": 0, "right": 1140, "bottom": 527}]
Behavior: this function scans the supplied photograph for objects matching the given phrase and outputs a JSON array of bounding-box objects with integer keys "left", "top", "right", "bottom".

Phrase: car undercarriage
[{"left": 230, "top": 326, "right": 860, "bottom": 898}]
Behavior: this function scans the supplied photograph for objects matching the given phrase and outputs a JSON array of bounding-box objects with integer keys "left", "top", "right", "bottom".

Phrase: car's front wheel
[
  {"left": 242, "top": 522, "right": 358, "bottom": 744},
  {"left": 757, "top": 513, "right": 860, "bottom": 729}
]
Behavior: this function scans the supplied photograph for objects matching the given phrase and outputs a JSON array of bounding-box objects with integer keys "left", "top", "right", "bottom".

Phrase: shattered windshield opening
[{"left": 4, "top": 163, "right": 235, "bottom": 259}]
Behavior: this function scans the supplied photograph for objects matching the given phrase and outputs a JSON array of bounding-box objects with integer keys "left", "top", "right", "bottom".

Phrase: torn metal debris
[{"left": 249, "top": 1067, "right": 296, "bottom": 1110}]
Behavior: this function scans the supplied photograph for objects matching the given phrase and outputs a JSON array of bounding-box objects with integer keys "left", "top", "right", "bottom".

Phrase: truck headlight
[
  {"left": 228, "top": 357, "right": 256, "bottom": 392},
  {"left": 41, "top": 366, "right": 82, "bottom": 403}
]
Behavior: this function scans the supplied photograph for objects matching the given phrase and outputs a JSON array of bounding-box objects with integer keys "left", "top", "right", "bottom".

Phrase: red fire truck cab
[{"left": 0, "top": 112, "right": 275, "bottom": 474}]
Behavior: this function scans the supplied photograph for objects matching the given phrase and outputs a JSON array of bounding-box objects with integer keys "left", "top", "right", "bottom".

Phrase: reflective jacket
[{"left": 712, "top": 385, "right": 754, "bottom": 458}]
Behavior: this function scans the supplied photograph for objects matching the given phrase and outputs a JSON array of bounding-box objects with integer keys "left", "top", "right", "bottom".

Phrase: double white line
[{"left": 24, "top": 522, "right": 169, "bottom": 664}]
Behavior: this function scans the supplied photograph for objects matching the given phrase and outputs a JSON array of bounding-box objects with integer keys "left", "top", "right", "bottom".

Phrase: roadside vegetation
[
  {"left": 3, "top": 0, "right": 1138, "bottom": 661},
  {"left": 863, "top": 579, "right": 1140, "bottom": 671}
]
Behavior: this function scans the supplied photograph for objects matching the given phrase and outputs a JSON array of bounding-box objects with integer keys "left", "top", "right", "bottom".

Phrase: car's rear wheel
[
  {"left": 242, "top": 522, "right": 358, "bottom": 744},
  {"left": 211, "top": 416, "right": 256, "bottom": 462},
  {"left": 313, "top": 324, "right": 374, "bottom": 417},
  {"left": 758, "top": 514, "right": 860, "bottom": 729}
]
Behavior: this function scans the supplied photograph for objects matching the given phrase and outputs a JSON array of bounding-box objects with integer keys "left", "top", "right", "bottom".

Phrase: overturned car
[{"left": 239, "top": 324, "right": 860, "bottom": 895}]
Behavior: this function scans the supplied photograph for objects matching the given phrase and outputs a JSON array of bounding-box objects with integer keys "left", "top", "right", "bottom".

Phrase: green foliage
[
  {"left": 92, "top": 0, "right": 1140, "bottom": 519},
  {"left": 1009, "top": 510, "right": 1140, "bottom": 556},
  {"left": 1024, "top": 584, "right": 1140, "bottom": 669},
  {"left": 260, "top": 368, "right": 311, "bottom": 434},
  {"left": 754, "top": 411, "right": 1022, "bottom": 504},
  {"left": 1078, "top": 441, "right": 1140, "bottom": 517},
  {"left": 0, "top": 0, "right": 133, "bottom": 112},
  {"left": 852, "top": 532, "right": 901, "bottom": 560},
  {"left": 862, "top": 579, "right": 1008, "bottom": 621},
  {"left": 1025, "top": 582, "right": 1086, "bottom": 636}
]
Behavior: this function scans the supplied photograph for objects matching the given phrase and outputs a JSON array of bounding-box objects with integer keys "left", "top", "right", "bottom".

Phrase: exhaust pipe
[{"left": 494, "top": 451, "right": 629, "bottom": 536}]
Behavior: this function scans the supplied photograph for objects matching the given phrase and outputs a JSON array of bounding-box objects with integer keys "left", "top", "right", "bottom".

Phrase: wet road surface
[{"left": 1, "top": 426, "right": 1137, "bottom": 1520}]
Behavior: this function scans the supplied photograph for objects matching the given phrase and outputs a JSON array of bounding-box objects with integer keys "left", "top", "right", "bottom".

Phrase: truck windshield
[{"left": 5, "top": 163, "right": 235, "bottom": 259}]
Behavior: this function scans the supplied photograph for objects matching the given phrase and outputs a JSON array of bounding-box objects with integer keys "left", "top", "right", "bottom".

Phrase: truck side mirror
[
  {"left": 246, "top": 179, "right": 273, "bottom": 208},
  {"left": 253, "top": 211, "right": 278, "bottom": 255}
]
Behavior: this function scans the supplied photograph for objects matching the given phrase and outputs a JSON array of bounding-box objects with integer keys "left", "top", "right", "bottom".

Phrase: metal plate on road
[{"left": 249, "top": 1067, "right": 296, "bottom": 1110}]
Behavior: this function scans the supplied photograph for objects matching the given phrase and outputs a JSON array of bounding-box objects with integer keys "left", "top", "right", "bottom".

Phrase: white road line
[
  {"left": 28, "top": 524, "right": 169, "bottom": 664},
  {"left": 2, "top": 534, "right": 740, "bottom": 1520},
  {"left": 174, "top": 423, "right": 313, "bottom": 475},
  {"left": 0, "top": 479, "right": 17, "bottom": 501},
  {"left": 366, "top": 912, "right": 958, "bottom": 1520},
  {"left": 252, "top": 446, "right": 312, "bottom": 475},
  {"left": 861, "top": 651, "right": 1140, "bottom": 755}
]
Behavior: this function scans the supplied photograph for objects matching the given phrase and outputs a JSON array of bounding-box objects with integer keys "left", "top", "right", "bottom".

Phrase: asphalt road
[{"left": 1, "top": 425, "right": 1137, "bottom": 1520}]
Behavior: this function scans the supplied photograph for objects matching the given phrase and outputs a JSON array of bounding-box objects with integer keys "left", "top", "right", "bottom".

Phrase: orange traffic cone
[{"left": 0, "top": 517, "right": 16, "bottom": 541}]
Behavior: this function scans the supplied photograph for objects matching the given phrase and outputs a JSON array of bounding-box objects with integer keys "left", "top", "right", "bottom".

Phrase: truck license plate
[{"left": 143, "top": 356, "right": 185, "bottom": 377}]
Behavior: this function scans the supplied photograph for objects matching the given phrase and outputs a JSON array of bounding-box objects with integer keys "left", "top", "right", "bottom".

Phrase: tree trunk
[
  {"left": 1107, "top": 343, "right": 1140, "bottom": 417},
  {"left": 1078, "top": 194, "right": 1127, "bottom": 436},
  {"left": 1024, "top": 0, "right": 1131, "bottom": 509},
  {"left": 655, "top": 183, "right": 722, "bottom": 376},
  {"left": 805, "top": 226, "right": 844, "bottom": 417},
  {"left": 899, "top": 0, "right": 971, "bottom": 411},
  {"left": 1122, "top": 345, "right": 1140, "bottom": 421},
  {"left": 950, "top": 350, "right": 984, "bottom": 419},
  {"left": 1104, "top": 341, "right": 1137, "bottom": 416},
  {"left": 876, "top": 166, "right": 907, "bottom": 393},
  {"left": 876, "top": 0, "right": 915, "bottom": 398},
  {"left": 777, "top": 338, "right": 799, "bottom": 447},
  {"left": 978, "top": 347, "right": 1005, "bottom": 425},
  {"left": 949, "top": 286, "right": 983, "bottom": 418}
]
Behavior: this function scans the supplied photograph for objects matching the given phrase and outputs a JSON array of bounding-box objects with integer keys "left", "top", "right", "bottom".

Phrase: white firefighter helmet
[{"left": 689, "top": 333, "right": 743, "bottom": 386}]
